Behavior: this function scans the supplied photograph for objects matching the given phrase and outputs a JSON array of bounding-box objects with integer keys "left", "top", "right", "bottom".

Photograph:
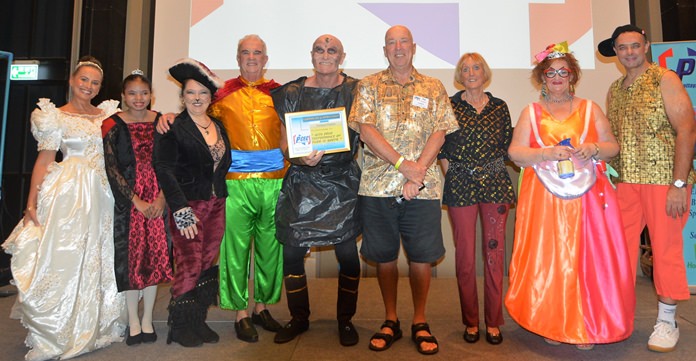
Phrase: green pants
[{"left": 219, "top": 178, "right": 284, "bottom": 310}]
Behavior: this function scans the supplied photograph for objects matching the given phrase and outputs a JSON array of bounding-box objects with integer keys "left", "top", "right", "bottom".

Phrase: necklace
[
  {"left": 193, "top": 119, "right": 212, "bottom": 135},
  {"left": 545, "top": 97, "right": 573, "bottom": 120},
  {"left": 544, "top": 94, "right": 574, "bottom": 103},
  {"left": 465, "top": 94, "right": 488, "bottom": 112}
]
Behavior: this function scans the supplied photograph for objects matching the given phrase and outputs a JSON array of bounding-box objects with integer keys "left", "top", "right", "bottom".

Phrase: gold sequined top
[
  {"left": 348, "top": 68, "right": 459, "bottom": 199},
  {"left": 607, "top": 63, "right": 695, "bottom": 184},
  {"left": 209, "top": 77, "right": 288, "bottom": 180}
]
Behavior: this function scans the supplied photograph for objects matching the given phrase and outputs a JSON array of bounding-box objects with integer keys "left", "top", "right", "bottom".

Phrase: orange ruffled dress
[{"left": 505, "top": 100, "right": 635, "bottom": 344}]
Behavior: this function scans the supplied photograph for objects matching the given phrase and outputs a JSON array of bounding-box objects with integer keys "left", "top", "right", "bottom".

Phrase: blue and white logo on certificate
[{"left": 285, "top": 107, "right": 351, "bottom": 158}]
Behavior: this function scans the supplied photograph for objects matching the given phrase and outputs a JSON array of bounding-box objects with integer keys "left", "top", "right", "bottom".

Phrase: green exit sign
[{"left": 11, "top": 64, "right": 39, "bottom": 80}]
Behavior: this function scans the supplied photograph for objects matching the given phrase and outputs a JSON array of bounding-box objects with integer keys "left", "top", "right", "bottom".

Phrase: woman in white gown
[{"left": 2, "top": 56, "right": 126, "bottom": 361}]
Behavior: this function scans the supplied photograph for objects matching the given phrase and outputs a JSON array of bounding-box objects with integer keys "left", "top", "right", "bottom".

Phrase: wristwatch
[{"left": 673, "top": 179, "right": 687, "bottom": 188}]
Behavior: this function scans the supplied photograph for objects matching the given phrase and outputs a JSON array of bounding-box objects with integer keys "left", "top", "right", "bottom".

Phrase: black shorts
[{"left": 359, "top": 196, "right": 445, "bottom": 263}]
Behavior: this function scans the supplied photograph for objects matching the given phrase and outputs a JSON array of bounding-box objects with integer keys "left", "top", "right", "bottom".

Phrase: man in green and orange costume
[{"left": 209, "top": 34, "right": 287, "bottom": 343}]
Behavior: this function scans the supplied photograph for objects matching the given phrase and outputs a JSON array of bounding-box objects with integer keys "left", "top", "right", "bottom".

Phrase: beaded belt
[{"left": 448, "top": 157, "right": 506, "bottom": 180}]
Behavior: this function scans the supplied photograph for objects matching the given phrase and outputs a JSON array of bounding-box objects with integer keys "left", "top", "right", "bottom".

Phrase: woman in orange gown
[{"left": 505, "top": 43, "right": 635, "bottom": 349}]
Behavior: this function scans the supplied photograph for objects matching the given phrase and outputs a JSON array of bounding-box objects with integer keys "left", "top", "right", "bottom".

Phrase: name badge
[{"left": 412, "top": 95, "right": 429, "bottom": 109}]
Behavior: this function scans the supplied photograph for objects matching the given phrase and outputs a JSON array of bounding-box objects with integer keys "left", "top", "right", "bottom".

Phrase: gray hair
[{"left": 237, "top": 34, "right": 267, "bottom": 55}]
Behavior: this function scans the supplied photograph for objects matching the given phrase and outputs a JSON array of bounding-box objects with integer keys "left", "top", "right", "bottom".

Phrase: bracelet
[
  {"left": 394, "top": 156, "right": 405, "bottom": 170},
  {"left": 173, "top": 207, "right": 196, "bottom": 230},
  {"left": 23, "top": 206, "right": 35, "bottom": 214},
  {"left": 592, "top": 143, "right": 600, "bottom": 158}
]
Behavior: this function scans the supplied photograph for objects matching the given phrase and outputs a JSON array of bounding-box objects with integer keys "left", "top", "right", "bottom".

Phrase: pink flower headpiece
[{"left": 534, "top": 41, "right": 570, "bottom": 63}]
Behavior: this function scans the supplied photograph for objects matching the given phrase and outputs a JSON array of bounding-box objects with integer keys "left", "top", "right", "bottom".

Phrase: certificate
[{"left": 285, "top": 107, "right": 351, "bottom": 158}]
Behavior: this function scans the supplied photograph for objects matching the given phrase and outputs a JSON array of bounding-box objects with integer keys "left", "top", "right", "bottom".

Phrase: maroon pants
[
  {"left": 449, "top": 203, "right": 509, "bottom": 328},
  {"left": 169, "top": 196, "right": 225, "bottom": 298}
]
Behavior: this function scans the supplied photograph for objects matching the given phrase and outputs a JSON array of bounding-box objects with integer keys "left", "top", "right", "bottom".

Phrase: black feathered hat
[{"left": 168, "top": 58, "right": 223, "bottom": 93}]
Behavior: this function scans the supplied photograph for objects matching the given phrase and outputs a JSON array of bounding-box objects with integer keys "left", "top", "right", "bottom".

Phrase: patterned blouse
[{"left": 439, "top": 91, "right": 516, "bottom": 207}]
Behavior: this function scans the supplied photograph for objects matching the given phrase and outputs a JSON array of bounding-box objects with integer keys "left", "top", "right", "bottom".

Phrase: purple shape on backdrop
[{"left": 359, "top": 3, "right": 460, "bottom": 66}]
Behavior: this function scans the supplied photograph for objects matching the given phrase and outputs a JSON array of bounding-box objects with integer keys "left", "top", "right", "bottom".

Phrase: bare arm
[
  {"left": 662, "top": 71, "right": 696, "bottom": 218},
  {"left": 590, "top": 102, "right": 620, "bottom": 160},
  {"left": 508, "top": 106, "right": 543, "bottom": 167},
  {"left": 23, "top": 150, "right": 57, "bottom": 226},
  {"left": 401, "top": 129, "right": 445, "bottom": 200},
  {"left": 570, "top": 101, "right": 619, "bottom": 161},
  {"left": 416, "top": 130, "right": 445, "bottom": 169},
  {"left": 359, "top": 123, "right": 426, "bottom": 185},
  {"left": 508, "top": 105, "right": 573, "bottom": 167}
]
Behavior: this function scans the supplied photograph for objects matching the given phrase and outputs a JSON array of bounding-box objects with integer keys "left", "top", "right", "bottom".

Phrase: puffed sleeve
[
  {"left": 98, "top": 99, "right": 121, "bottom": 118},
  {"left": 30, "top": 98, "right": 61, "bottom": 151}
]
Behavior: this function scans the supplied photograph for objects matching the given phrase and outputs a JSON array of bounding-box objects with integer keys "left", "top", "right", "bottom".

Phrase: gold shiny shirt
[
  {"left": 607, "top": 64, "right": 695, "bottom": 185},
  {"left": 209, "top": 77, "right": 287, "bottom": 180},
  {"left": 349, "top": 69, "right": 459, "bottom": 199}
]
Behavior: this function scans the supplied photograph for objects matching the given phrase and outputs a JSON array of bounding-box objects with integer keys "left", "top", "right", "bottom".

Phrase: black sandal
[
  {"left": 411, "top": 322, "right": 439, "bottom": 355},
  {"left": 368, "top": 319, "right": 403, "bottom": 351}
]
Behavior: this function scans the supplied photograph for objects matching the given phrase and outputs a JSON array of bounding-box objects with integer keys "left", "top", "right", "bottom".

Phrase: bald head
[
  {"left": 383, "top": 25, "right": 416, "bottom": 73},
  {"left": 310, "top": 34, "right": 346, "bottom": 76},
  {"left": 313, "top": 34, "right": 344, "bottom": 54},
  {"left": 384, "top": 25, "right": 413, "bottom": 45}
]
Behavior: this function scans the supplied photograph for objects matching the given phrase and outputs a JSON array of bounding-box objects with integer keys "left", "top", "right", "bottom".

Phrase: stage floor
[{"left": 1, "top": 276, "right": 693, "bottom": 361}]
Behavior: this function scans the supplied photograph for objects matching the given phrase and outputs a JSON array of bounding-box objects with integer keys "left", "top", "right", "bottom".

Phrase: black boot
[
  {"left": 194, "top": 266, "right": 220, "bottom": 343},
  {"left": 274, "top": 274, "right": 310, "bottom": 344},
  {"left": 337, "top": 273, "right": 360, "bottom": 346},
  {"left": 167, "top": 290, "right": 203, "bottom": 347}
]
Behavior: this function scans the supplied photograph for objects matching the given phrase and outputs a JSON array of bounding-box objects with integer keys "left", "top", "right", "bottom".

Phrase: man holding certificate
[
  {"left": 271, "top": 34, "right": 362, "bottom": 347},
  {"left": 348, "top": 25, "right": 458, "bottom": 355}
]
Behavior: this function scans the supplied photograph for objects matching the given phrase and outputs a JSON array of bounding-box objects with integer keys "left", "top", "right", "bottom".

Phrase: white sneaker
[{"left": 648, "top": 321, "right": 679, "bottom": 352}]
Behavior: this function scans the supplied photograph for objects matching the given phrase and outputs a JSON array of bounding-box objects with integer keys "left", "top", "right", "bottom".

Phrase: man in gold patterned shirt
[
  {"left": 349, "top": 25, "right": 458, "bottom": 355},
  {"left": 599, "top": 24, "right": 696, "bottom": 353}
]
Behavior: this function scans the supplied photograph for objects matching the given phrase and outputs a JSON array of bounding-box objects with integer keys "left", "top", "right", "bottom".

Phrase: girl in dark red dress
[{"left": 102, "top": 71, "right": 173, "bottom": 345}]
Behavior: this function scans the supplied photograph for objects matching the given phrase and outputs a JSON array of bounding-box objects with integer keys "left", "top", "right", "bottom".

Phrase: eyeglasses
[{"left": 544, "top": 68, "right": 571, "bottom": 78}]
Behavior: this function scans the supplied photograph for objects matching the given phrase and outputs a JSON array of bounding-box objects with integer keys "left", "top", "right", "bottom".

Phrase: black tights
[{"left": 283, "top": 240, "right": 360, "bottom": 278}]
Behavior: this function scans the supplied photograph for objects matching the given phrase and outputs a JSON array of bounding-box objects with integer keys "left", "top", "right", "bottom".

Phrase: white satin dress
[{"left": 2, "top": 99, "right": 126, "bottom": 361}]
